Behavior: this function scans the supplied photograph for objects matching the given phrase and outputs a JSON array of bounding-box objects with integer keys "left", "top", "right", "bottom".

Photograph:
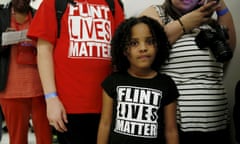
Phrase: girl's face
[
  {"left": 171, "top": 0, "right": 200, "bottom": 14},
  {"left": 125, "top": 23, "right": 157, "bottom": 71}
]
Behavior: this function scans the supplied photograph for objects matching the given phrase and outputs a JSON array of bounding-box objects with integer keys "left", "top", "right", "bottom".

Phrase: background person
[
  {"left": 0, "top": 0, "right": 52, "bottom": 144},
  {"left": 139, "top": 0, "right": 236, "bottom": 144}
]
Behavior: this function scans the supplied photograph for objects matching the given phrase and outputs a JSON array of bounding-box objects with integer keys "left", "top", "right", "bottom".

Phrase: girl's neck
[{"left": 127, "top": 68, "right": 157, "bottom": 79}]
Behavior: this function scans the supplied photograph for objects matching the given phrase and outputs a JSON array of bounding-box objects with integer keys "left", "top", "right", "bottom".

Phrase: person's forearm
[
  {"left": 164, "top": 20, "right": 185, "bottom": 44},
  {"left": 217, "top": 1, "right": 236, "bottom": 50},
  {"left": 165, "top": 129, "right": 179, "bottom": 144},
  {"left": 37, "top": 39, "right": 57, "bottom": 95},
  {"left": 97, "top": 123, "right": 111, "bottom": 144}
]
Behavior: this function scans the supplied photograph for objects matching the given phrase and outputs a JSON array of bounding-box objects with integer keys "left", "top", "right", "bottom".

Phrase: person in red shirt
[
  {"left": 27, "top": 0, "right": 124, "bottom": 143},
  {"left": 0, "top": 0, "right": 52, "bottom": 144}
]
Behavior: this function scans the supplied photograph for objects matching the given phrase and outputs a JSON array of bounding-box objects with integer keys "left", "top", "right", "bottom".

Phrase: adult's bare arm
[
  {"left": 216, "top": 0, "right": 236, "bottom": 50},
  {"left": 37, "top": 39, "right": 68, "bottom": 132}
]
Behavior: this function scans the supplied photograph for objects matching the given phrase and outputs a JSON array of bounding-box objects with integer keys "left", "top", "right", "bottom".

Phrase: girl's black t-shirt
[{"left": 102, "top": 71, "right": 179, "bottom": 144}]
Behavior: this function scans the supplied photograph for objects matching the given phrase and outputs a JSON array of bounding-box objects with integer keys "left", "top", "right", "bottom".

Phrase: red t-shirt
[{"left": 28, "top": 0, "right": 124, "bottom": 113}]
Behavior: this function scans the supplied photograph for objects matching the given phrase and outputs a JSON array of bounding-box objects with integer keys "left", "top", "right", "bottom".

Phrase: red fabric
[
  {"left": 0, "top": 97, "right": 52, "bottom": 144},
  {"left": 28, "top": 0, "right": 124, "bottom": 113},
  {"left": 0, "top": 8, "right": 43, "bottom": 99}
]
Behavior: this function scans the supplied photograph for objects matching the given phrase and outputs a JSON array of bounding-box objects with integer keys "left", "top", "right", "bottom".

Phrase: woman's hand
[
  {"left": 180, "top": 1, "right": 219, "bottom": 32},
  {"left": 198, "top": 0, "right": 207, "bottom": 5}
]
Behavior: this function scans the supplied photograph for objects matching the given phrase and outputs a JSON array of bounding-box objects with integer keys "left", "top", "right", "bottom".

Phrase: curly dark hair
[{"left": 111, "top": 16, "right": 171, "bottom": 72}]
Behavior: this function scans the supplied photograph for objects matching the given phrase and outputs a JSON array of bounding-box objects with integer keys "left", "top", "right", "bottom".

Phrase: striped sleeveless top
[{"left": 154, "top": 5, "right": 229, "bottom": 132}]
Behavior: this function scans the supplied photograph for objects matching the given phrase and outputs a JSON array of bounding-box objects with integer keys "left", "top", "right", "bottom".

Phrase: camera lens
[
  {"left": 195, "top": 25, "right": 233, "bottom": 63},
  {"left": 211, "top": 41, "right": 233, "bottom": 62}
]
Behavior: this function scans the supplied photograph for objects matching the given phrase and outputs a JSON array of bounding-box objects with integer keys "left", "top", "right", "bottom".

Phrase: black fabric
[
  {"left": 178, "top": 128, "right": 230, "bottom": 144},
  {"left": 234, "top": 80, "right": 240, "bottom": 142},
  {"left": 117, "top": 0, "right": 124, "bottom": 10},
  {"left": 106, "top": 0, "right": 115, "bottom": 15},
  {"left": 0, "top": 5, "right": 11, "bottom": 91},
  {"left": 55, "top": 0, "right": 69, "bottom": 38},
  {"left": 56, "top": 114, "right": 100, "bottom": 144},
  {"left": 101, "top": 72, "right": 179, "bottom": 144},
  {"left": 0, "top": 48, "right": 10, "bottom": 91}
]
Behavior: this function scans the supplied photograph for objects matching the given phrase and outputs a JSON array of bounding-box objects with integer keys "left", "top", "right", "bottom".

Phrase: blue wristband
[
  {"left": 44, "top": 92, "right": 58, "bottom": 99},
  {"left": 216, "top": 8, "right": 229, "bottom": 16}
]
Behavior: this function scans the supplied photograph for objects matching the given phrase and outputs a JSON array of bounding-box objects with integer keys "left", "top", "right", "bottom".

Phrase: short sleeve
[
  {"left": 101, "top": 73, "right": 117, "bottom": 99},
  {"left": 27, "top": 0, "right": 57, "bottom": 45},
  {"left": 164, "top": 75, "right": 179, "bottom": 105}
]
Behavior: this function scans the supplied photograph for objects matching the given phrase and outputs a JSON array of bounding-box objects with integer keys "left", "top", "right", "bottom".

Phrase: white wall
[
  {"left": 0, "top": 0, "right": 11, "bottom": 5},
  {"left": 123, "top": 0, "right": 240, "bottom": 143},
  {"left": 123, "top": 0, "right": 162, "bottom": 18},
  {"left": 0, "top": 0, "right": 43, "bottom": 9}
]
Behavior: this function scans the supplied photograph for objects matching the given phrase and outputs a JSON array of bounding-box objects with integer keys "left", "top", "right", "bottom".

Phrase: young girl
[{"left": 97, "top": 16, "right": 179, "bottom": 144}]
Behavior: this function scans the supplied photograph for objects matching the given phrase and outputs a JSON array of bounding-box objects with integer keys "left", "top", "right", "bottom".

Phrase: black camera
[{"left": 195, "top": 24, "right": 233, "bottom": 62}]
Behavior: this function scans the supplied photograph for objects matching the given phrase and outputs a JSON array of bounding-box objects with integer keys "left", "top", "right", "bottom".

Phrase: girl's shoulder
[{"left": 157, "top": 72, "right": 173, "bottom": 80}]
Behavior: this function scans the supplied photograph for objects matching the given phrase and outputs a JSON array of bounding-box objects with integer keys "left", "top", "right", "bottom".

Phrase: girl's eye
[
  {"left": 146, "top": 37, "right": 155, "bottom": 45},
  {"left": 127, "top": 40, "right": 138, "bottom": 47}
]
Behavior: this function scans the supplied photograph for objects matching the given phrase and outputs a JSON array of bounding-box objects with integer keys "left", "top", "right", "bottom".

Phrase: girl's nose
[{"left": 139, "top": 43, "right": 147, "bottom": 52}]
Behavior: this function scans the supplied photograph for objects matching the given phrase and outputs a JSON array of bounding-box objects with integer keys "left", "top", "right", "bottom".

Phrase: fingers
[
  {"left": 57, "top": 110, "right": 68, "bottom": 132},
  {"left": 198, "top": 1, "right": 219, "bottom": 18},
  {"left": 56, "top": 120, "right": 67, "bottom": 132},
  {"left": 63, "top": 111, "right": 68, "bottom": 124},
  {"left": 48, "top": 111, "right": 68, "bottom": 133},
  {"left": 198, "top": 0, "right": 207, "bottom": 5},
  {"left": 49, "top": 119, "right": 68, "bottom": 133},
  {"left": 199, "top": 1, "right": 219, "bottom": 12},
  {"left": 46, "top": 96, "right": 68, "bottom": 132}
]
